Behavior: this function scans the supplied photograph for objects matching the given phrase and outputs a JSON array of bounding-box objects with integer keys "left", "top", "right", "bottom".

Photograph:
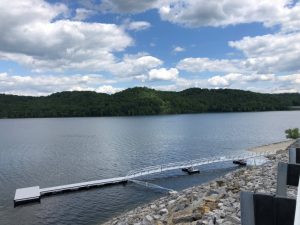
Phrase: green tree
[
  {"left": 285, "top": 128, "right": 300, "bottom": 139},
  {"left": 0, "top": 88, "right": 299, "bottom": 118}
]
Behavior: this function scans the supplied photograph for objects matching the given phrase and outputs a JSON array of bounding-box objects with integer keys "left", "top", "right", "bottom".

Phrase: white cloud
[
  {"left": 123, "top": 20, "right": 151, "bottom": 31},
  {"left": 0, "top": 0, "right": 166, "bottom": 79},
  {"left": 0, "top": 0, "right": 68, "bottom": 24},
  {"left": 0, "top": 72, "right": 116, "bottom": 96},
  {"left": 150, "top": 77, "right": 206, "bottom": 92},
  {"left": 99, "top": 0, "right": 160, "bottom": 13},
  {"left": 1, "top": 71, "right": 293, "bottom": 96},
  {"left": 173, "top": 46, "right": 185, "bottom": 53},
  {"left": 148, "top": 68, "right": 179, "bottom": 81},
  {"left": 206, "top": 73, "right": 299, "bottom": 91},
  {"left": 133, "top": 74, "right": 148, "bottom": 82},
  {"left": 177, "top": 57, "right": 242, "bottom": 73},
  {"left": 244, "top": 74, "right": 276, "bottom": 82},
  {"left": 159, "top": 0, "right": 297, "bottom": 28},
  {"left": 208, "top": 73, "right": 276, "bottom": 87},
  {"left": 73, "top": 8, "right": 95, "bottom": 21},
  {"left": 95, "top": 85, "right": 123, "bottom": 94},
  {"left": 151, "top": 72, "right": 300, "bottom": 93},
  {"left": 275, "top": 2, "right": 300, "bottom": 32},
  {"left": 277, "top": 74, "right": 300, "bottom": 84},
  {"left": 178, "top": 30, "right": 300, "bottom": 76},
  {"left": 229, "top": 33, "right": 299, "bottom": 58},
  {"left": 208, "top": 76, "right": 229, "bottom": 87},
  {"left": 1, "top": 0, "right": 300, "bottom": 96},
  {"left": 109, "top": 53, "right": 163, "bottom": 77},
  {"left": 0, "top": 0, "right": 133, "bottom": 72},
  {"left": 271, "top": 88, "right": 298, "bottom": 93},
  {"left": 229, "top": 32, "right": 300, "bottom": 73},
  {"left": 80, "top": 0, "right": 300, "bottom": 32}
]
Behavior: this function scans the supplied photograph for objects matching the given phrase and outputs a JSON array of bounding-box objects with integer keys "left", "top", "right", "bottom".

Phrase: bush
[{"left": 285, "top": 128, "right": 300, "bottom": 139}]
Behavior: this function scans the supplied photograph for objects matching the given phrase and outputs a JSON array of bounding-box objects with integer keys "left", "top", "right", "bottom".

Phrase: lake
[{"left": 0, "top": 111, "right": 299, "bottom": 225}]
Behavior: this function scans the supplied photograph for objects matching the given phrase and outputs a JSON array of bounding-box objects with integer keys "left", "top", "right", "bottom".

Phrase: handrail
[{"left": 126, "top": 150, "right": 273, "bottom": 178}]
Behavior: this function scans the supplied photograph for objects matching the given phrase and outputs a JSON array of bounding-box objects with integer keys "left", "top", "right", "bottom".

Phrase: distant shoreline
[
  {"left": 0, "top": 109, "right": 299, "bottom": 120},
  {"left": 1, "top": 87, "right": 299, "bottom": 118}
]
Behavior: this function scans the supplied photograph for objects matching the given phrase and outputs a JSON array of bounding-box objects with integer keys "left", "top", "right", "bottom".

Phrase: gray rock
[
  {"left": 145, "top": 215, "right": 153, "bottom": 222},
  {"left": 227, "top": 215, "right": 241, "bottom": 223},
  {"left": 159, "top": 208, "right": 168, "bottom": 215}
]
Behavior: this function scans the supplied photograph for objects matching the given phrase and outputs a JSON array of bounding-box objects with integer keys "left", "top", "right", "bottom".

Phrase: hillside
[{"left": 0, "top": 87, "right": 299, "bottom": 118}]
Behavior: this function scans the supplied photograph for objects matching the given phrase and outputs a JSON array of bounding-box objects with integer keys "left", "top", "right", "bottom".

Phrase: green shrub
[{"left": 285, "top": 128, "right": 300, "bottom": 139}]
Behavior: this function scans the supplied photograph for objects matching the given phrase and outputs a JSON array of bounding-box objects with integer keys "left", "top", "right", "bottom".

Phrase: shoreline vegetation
[
  {"left": 1, "top": 87, "right": 300, "bottom": 118},
  {"left": 102, "top": 140, "right": 296, "bottom": 225}
]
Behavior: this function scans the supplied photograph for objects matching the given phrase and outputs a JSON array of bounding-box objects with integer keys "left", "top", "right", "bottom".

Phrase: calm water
[{"left": 0, "top": 111, "right": 300, "bottom": 225}]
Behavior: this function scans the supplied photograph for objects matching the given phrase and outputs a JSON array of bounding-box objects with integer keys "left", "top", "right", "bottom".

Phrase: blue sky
[{"left": 0, "top": 0, "right": 300, "bottom": 95}]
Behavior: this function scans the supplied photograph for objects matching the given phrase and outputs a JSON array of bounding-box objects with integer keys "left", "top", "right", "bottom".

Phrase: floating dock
[
  {"left": 14, "top": 186, "right": 41, "bottom": 205},
  {"left": 15, "top": 150, "right": 273, "bottom": 206},
  {"left": 14, "top": 177, "right": 127, "bottom": 206}
]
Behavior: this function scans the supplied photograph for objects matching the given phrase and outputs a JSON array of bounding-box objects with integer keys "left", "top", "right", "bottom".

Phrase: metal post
[
  {"left": 294, "top": 176, "right": 300, "bottom": 225},
  {"left": 240, "top": 192, "right": 255, "bottom": 225},
  {"left": 276, "top": 162, "right": 288, "bottom": 196}
]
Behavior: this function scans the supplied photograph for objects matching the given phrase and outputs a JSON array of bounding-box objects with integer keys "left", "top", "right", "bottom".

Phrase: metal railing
[{"left": 126, "top": 150, "right": 274, "bottom": 179}]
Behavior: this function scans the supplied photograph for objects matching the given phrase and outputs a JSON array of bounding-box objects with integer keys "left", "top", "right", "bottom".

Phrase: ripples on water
[{"left": 0, "top": 111, "right": 300, "bottom": 225}]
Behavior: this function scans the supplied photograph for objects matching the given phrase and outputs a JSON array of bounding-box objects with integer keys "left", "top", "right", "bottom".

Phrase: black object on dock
[
  {"left": 233, "top": 159, "right": 247, "bottom": 166},
  {"left": 182, "top": 167, "right": 200, "bottom": 174}
]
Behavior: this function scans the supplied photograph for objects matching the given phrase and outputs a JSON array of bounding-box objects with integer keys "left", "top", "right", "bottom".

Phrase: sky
[{"left": 0, "top": 0, "right": 300, "bottom": 96}]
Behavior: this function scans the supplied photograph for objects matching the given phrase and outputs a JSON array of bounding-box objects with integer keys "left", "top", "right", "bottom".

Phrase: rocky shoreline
[{"left": 103, "top": 140, "right": 296, "bottom": 225}]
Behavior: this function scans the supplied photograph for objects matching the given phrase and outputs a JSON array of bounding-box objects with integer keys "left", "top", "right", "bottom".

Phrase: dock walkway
[{"left": 14, "top": 150, "right": 272, "bottom": 206}]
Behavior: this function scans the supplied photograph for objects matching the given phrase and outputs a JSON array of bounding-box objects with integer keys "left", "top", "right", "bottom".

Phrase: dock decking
[
  {"left": 14, "top": 177, "right": 127, "bottom": 206},
  {"left": 14, "top": 186, "right": 40, "bottom": 206}
]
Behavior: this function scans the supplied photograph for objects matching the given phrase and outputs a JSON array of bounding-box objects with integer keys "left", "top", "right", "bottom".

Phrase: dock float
[{"left": 14, "top": 176, "right": 127, "bottom": 206}]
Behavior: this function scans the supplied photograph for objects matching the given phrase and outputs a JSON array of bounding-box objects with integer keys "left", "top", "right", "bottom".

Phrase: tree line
[{"left": 0, "top": 87, "right": 299, "bottom": 118}]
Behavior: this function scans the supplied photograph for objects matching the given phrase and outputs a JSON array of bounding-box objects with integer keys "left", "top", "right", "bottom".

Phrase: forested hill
[{"left": 0, "top": 87, "right": 300, "bottom": 118}]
